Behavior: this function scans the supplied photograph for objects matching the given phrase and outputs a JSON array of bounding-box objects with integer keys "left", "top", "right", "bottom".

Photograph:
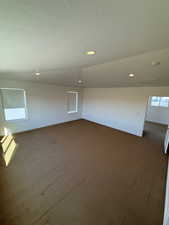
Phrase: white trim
[
  {"left": 7, "top": 118, "right": 82, "bottom": 135},
  {"left": 163, "top": 158, "right": 169, "bottom": 225},
  {"left": 67, "top": 111, "right": 77, "bottom": 114}
]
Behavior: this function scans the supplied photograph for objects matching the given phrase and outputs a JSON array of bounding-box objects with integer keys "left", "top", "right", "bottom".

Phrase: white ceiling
[{"left": 0, "top": 0, "right": 169, "bottom": 87}]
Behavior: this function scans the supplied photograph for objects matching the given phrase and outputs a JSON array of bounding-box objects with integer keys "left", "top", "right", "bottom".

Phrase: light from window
[
  {"left": 0, "top": 88, "right": 27, "bottom": 121},
  {"left": 151, "top": 96, "right": 169, "bottom": 107},
  {"left": 67, "top": 91, "right": 78, "bottom": 113},
  {"left": 159, "top": 97, "right": 169, "bottom": 107},
  {"left": 151, "top": 96, "right": 160, "bottom": 106}
]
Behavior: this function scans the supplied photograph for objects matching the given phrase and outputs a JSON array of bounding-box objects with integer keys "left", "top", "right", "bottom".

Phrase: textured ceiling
[{"left": 0, "top": 0, "right": 169, "bottom": 87}]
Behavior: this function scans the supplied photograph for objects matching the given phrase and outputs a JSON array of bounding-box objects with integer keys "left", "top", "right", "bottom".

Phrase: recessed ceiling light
[
  {"left": 78, "top": 80, "right": 83, "bottom": 84},
  {"left": 35, "top": 72, "right": 40, "bottom": 76},
  {"left": 152, "top": 61, "right": 160, "bottom": 66},
  {"left": 129, "top": 73, "right": 135, "bottom": 77},
  {"left": 86, "top": 50, "right": 96, "bottom": 55}
]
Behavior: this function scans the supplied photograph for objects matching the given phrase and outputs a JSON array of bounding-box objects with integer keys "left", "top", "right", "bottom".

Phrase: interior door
[{"left": 164, "top": 126, "right": 169, "bottom": 154}]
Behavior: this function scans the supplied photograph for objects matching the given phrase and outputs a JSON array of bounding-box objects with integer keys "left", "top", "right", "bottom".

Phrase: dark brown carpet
[
  {"left": 0, "top": 119, "right": 168, "bottom": 225},
  {"left": 144, "top": 121, "right": 168, "bottom": 145}
]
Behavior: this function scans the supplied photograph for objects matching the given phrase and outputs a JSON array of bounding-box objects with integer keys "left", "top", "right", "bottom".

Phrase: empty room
[{"left": 0, "top": 1, "right": 169, "bottom": 225}]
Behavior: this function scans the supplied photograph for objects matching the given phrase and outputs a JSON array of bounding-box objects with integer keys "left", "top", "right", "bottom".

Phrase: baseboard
[
  {"left": 3, "top": 118, "right": 83, "bottom": 136},
  {"left": 145, "top": 120, "right": 169, "bottom": 127},
  {"left": 81, "top": 117, "right": 142, "bottom": 137}
]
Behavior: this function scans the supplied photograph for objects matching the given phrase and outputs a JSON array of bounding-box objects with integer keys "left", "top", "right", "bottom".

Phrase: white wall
[
  {"left": 0, "top": 79, "right": 83, "bottom": 135},
  {"left": 0, "top": 79, "right": 169, "bottom": 137},
  {"left": 82, "top": 87, "right": 169, "bottom": 136},
  {"left": 146, "top": 97, "right": 169, "bottom": 125}
]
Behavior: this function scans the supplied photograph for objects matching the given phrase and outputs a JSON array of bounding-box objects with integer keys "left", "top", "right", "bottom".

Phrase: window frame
[
  {"left": 159, "top": 97, "right": 169, "bottom": 107},
  {"left": 67, "top": 91, "right": 78, "bottom": 114},
  {"left": 150, "top": 96, "right": 169, "bottom": 108},
  {"left": 0, "top": 88, "right": 28, "bottom": 122}
]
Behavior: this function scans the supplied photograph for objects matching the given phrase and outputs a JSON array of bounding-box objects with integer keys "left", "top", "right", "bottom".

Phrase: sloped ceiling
[{"left": 0, "top": 0, "right": 169, "bottom": 87}]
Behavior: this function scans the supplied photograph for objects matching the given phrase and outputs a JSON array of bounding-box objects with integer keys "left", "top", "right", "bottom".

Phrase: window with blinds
[
  {"left": 151, "top": 96, "right": 169, "bottom": 107},
  {"left": 0, "top": 88, "right": 27, "bottom": 121},
  {"left": 67, "top": 91, "right": 78, "bottom": 113}
]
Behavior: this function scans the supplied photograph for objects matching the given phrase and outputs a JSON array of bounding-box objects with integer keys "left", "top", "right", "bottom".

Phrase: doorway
[{"left": 143, "top": 96, "right": 169, "bottom": 146}]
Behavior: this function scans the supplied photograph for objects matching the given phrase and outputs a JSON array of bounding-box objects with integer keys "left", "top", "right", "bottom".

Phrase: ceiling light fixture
[
  {"left": 152, "top": 61, "right": 160, "bottom": 66},
  {"left": 86, "top": 50, "right": 96, "bottom": 55},
  {"left": 78, "top": 80, "right": 83, "bottom": 84},
  {"left": 129, "top": 73, "right": 135, "bottom": 77},
  {"left": 35, "top": 72, "right": 40, "bottom": 76}
]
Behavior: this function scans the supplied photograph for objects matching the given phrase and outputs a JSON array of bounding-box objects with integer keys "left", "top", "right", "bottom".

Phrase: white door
[{"left": 164, "top": 126, "right": 169, "bottom": 154}]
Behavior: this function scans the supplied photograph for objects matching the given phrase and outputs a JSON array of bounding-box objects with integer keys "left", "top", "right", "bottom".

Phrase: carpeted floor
[
  {"left": 0, "top": 119, "right": 168, "bottom": 225},
  {"left": 144, "top": 121, "right": 168, "bottom": 145}
]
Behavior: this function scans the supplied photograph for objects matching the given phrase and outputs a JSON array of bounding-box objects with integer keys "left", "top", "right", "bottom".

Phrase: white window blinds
[
  {"left": 151, "top": 96, "right": 169, "bottom": 107},
  {"left": 1, "top": 89, "right": 25, "bottom": 108},
  {"left": 67, "top": 91, "right": 78, "bottom": 113},
  {"left": 0, "top": 88, "right": 27, "bottom": 121}
]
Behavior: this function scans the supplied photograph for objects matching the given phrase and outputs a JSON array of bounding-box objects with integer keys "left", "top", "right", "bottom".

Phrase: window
[
  {"left": 159, "top": 97, "right": 169, "bottom": 107},
  {"left": 151, "top": 96, "right": 160, "bottom": 106},
  {"left": 151, "top": 96, "right": 169, "bottom": 107},
  {"left": 0, "top": 88, "right": 27, "bottom": 121},
  {"left": 67, "top": 91, "right": 78, "bottom": 113}
]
